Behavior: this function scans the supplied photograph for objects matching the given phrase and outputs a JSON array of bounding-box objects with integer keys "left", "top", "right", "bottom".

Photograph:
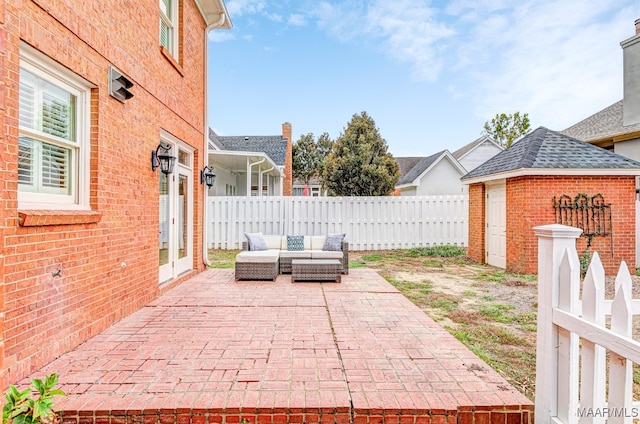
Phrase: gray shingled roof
[
  {"left": 394, "top": 157, "right": 422, "bottom": 180},
  {"left": 208, "top": 128, "right": 287, "bottom": 166},
  {"left": 396, "top": 151, "right": 447, "bottom": 185},
  {"left": 452, "top": 135, "right": 494, "bottom": 160},
  {"left": 562, "top": 100, "right": 640, "bottom": 142},
  {"left": 462, "top": 126, "right": 640, "bottom": 180}
]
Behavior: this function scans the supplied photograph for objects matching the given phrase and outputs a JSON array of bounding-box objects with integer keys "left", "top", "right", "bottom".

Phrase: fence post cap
[{"left": 533, "top": 223, "right": 583, "bottom": 239}]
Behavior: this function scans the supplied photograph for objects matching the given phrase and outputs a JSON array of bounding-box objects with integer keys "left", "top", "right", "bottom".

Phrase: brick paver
[{"left": 23, "top": 268, "right": 533, "bottom": 423}]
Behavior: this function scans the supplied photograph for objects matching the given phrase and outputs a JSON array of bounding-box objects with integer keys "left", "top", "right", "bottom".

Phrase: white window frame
[
  {"left": 19, "top": 44, "right": 93, "bottom": 210},
  {"left": 159, "top": 0, "right": 179, "bottom": 59}
]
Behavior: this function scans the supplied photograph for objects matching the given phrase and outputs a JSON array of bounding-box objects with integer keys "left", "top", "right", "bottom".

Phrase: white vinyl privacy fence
[{"left": 207, "top": 196, "right": 468, "bottom": 250}]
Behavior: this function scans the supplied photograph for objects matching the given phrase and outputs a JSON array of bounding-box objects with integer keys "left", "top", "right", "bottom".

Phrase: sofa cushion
[
  {"left": 287, "top": 235, "right": 304, "bottom": 251},
  {"left": 245, "top": 232, "right": 267, "bottom": 251},
  {"left": 310, "top": 235, "right": 327, "bottom": 250},
  {"left": 263, "top": 235, "right": 283, "bottom": 250},
  {"left": 236, "top": 250, "right": 280, "bottom": 263},
  {"left": 279, "top": 250, "right": 312, "bottom": 259},
  {"left": 310, "top": 250, "right": 343, "bottom": 260},
  {"left": 323, "top": 233, "right": 346, "bottom": 251}
]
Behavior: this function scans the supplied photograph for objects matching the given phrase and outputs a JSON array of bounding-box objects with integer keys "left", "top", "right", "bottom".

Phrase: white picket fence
[
  {"left": 535, "top": 224, "right": 640, "bottom": 424},
  {"left": 207, "top": 195, "right": 468, "bottom": 250}
]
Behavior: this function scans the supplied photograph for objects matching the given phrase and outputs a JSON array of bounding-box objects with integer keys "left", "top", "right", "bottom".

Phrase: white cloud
[
  {"left": 209, "top": 31, "right": 235, "bottom": 42},
  {"left": 265, "top": 12, "right": 283, "bottom": 22},
  {"left": 310, "top": 0, "right": 454, "bottom": 80},
  {"left": 306, "top": 0, "right": 640, "bottom": 130},
  {"left": 225, "top": 0, "right": 266, "bottom": 16},
  {"left": 452, "top": 1, "right": 640, "bottom": 129},
  {"left": 288, "top": 13, "right": 307, "bottom": 27}
]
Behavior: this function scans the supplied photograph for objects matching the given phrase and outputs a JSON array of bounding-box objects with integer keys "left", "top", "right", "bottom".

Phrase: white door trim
[{"left": 486, "top": 180, "right": 507, "bottom": 268}]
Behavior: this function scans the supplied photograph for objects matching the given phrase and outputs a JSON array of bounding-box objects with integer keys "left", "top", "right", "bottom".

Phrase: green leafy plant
[
  {"left": 2, "top": 373, "right": 66, "bottom": 424},
  {"left": 579, "top": 248, "right": 592, "bottom": 278}
]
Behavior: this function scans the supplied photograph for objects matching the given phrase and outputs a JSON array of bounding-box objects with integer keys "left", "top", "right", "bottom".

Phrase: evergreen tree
[{"left": 322, "top": 112, "right": 399, "bottom": 196}]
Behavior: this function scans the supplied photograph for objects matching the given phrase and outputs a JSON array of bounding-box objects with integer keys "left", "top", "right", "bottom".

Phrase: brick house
[
  {"left": 206, "top": 123, "right": 292, "bottom": 196},
  {"left": 462, "top": 127, "right": 640, "bottom": 274},
  {"left": 0, "top": 0, "right": 231, "bottom": 387}
]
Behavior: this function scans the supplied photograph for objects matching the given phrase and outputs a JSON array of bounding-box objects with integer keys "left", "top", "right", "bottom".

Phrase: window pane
[
  {"left": 19, "top": 71, "right": 36, "bottom": 130},
  {"left": 160, "top": 0, "right": 172, "bottom": 19},
  {"left": 42, "top": 91, "right": 75, "bottom": 141},
  {"left": 41, "top": 142, "right": 71, "bottom": 193},
  {"left": 159, "top": 173, "right": 170, "bottom": 266},
  {"left": 160, "top": 19, "right": 172, "bottom": 51},
  {"left": 18, "top": 137, "right": 34, "bottom": 186},
  {"left": 178, "top": 150, "right": 189, "bottom": 166},
  {"left": 19, "top": 68, "right": 76, "bottom": 142},
  {"left": 178, "top": 174, "right": 188, "bottom": 259},
  {"left": 18, "top": 136, "right": 71, "bottom": 195}
]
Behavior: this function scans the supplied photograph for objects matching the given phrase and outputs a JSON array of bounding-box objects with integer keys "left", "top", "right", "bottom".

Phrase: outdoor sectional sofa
[{"left": 235, "top": 233, "right": 349, "bottom": 281}]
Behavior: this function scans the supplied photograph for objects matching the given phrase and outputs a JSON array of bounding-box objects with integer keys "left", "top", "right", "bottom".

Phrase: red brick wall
[
  {"left": 467, "top": 183, "right": 485, "bottom": 264},
  {"left": 1, "top": 0, "right": 209, "bottom": 387},
  {"left": 468, "top": 176, "right": 636, "bottom": 276},
  {"left": 507, "top": 176, "right": 636, "bottom": 275},
  {"left": 0, "top": 0, "right": 7, "bottom": 381}
]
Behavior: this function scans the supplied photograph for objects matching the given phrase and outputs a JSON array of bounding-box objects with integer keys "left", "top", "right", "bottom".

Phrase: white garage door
[{"left": 486, "top": 181, "right": 506, "bottom": 268}]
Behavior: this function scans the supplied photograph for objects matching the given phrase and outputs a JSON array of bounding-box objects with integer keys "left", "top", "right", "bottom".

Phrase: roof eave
[
  {"left": 395, "top": 183, "right": 418, "bottom": 189},
  {"left": 195, "top": 0, "right": 232, "bottom": 28},
  {"left": 462, "top": 167, "right": 640, "bottom": 185}
]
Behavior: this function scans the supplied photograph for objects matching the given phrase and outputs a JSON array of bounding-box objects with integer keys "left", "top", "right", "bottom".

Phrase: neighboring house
[
  {"left": 293, "top": 177, "right": 327, "bottom": 196},
  {"left": 207, "top": 123, "right": 292, "bottom": 196},
  {"left": 395, "top": 151, "right": 468, "bottom": 196},
  {"left": 562, "top": 20, "right": 640, "bottom": 160},
  {"left": 452, "top": 135, "right": 504, "bottom": 172},
  {"left": 393, "top": 137, "right": 502, "bottom": 197},
  {"left": 462, "top": 127, "right": 640, "bottom": 275},
  {"left": 0, "top": 0, "right": 231, "bottom": 388}
]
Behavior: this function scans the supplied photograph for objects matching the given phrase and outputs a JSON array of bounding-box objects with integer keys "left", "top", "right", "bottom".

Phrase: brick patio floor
[{"left": 24, "top": 268, "right": 533, "bottom": 424}]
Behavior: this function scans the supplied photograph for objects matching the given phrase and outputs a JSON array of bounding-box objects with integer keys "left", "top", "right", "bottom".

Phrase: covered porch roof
[{"left": 207, "top": 150, "right": 283, "bottom": 179}]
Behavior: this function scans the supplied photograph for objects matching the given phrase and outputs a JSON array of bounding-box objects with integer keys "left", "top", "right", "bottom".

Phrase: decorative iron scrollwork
[{"left": 553, "top": 193, "right": 613, "bottom": 255}]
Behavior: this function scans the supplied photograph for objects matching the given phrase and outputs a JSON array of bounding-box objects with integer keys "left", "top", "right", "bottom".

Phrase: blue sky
[{"left": 208, "top": 0, "right": 640, "bottom": 156}]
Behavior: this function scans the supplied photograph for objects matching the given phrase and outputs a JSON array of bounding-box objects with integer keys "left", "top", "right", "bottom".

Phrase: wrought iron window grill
[{"left": 553, "top": 193, "right": 613, "bottom": 255}]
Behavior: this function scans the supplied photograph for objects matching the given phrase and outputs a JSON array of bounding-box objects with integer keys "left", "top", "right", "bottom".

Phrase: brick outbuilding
[
  {"left": 462, "top": 127, "right": 640, "bottom": 275},
  {"left": 0, "top": 0, "right": 231, "bottom": 387}
]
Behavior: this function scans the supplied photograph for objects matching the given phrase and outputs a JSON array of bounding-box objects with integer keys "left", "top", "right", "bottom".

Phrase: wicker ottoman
[
  {"left": 291, "top": 259, "right": 342, "bottom": 283},
  {"left": 235, "top": 250, "right": 280, "bottom": 281}
]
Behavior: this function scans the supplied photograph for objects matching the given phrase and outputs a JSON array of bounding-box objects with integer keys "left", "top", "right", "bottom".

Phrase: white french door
[{"left": 158, "top": 137, "right": 193, "bottom": 284}]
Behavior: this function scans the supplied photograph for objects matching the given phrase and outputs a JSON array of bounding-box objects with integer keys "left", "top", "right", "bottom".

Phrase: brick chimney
[
  {"left": 621, "top": 19, "right": 640, "bottom": 126},
  {"left": 282, "top": 122, "right": 293, "bottom": 196}
]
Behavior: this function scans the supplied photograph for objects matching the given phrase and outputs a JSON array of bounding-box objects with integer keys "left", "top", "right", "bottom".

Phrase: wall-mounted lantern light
[
  {"left": 200, "top": 165, "right": 216, "bottom": 188},
  {"left": 109, "top": 66, "right": 134, "bottom": 103},
  {"left": 151, "top": 143, "right": 176, "bottom": 175}
]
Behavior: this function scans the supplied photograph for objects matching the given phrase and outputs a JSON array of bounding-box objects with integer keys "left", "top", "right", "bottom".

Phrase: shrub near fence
[{"left": 207, "top": 196, "right": 468, "bottom": 250}]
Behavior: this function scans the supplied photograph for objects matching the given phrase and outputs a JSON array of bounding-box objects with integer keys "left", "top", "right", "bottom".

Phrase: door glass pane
[
  {"left": 178, "top": 174, "right": 188, "bottom": 259},
  {"left": 159, "top": 172, "right": 170, "bottom": 266}
]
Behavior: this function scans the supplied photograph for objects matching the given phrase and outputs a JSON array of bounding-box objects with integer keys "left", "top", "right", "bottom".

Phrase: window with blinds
[
  {"left": 160, "top": 0, "right": 176, "bottom": 57},
  {"left": 18, "top": 65, "right": 80, "bottom": 201}
]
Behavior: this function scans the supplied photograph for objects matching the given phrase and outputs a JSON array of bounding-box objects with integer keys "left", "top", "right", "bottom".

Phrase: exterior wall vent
[{"left": 109, "top": 66, "right": 134, "bottom": 103}]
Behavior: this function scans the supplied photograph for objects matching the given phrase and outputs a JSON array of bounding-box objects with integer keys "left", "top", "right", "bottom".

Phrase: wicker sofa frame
[
  {"left": 240, "top": 240, "right": 349, "bottom": 276},
  {"left": 291, "top": 259, "right": 342, "bottom": 283},
  {"left": 234, "top": 260, "right": 279, "bottom": 281}
]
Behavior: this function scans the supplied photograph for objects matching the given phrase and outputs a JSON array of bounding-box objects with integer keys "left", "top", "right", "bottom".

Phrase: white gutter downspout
[
  {"left": 260, "top": 166, "right": 274, "bottom": 196},
  {"left": 247, "top": 157, "right": 266, "bottom": 196},
  {"left": 202, "top": 11, "right": 227, "bottom": 267}
]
